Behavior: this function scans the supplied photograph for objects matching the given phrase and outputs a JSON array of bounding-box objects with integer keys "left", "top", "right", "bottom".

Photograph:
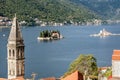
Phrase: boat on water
[{"left": 90, "top": 28, "right": 112, "bottom": 37}]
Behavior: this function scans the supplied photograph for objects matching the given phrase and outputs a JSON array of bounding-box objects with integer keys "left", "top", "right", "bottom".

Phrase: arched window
[
  {"left": 22, "top": 48, "right": 24, "bottom": 57},
  {"left": 13, "top": 50, "right": 15, "bottom": 57},
  {"left": 21, "top": 48, "right": 23, "bottom": 58},
  {"left": 22, "top": 52, "right": 24, "bottom": 57},
  {"left": 17, "top": 49, "right": 19, "bottom": 58},
  {"left": 9, "top": 49, "right": 11, "bottom": 57},
  {"left": 19, "top": 49, "right": 21, "bottom": 58},
  {"left": 9, "top": 70, "right": 11, "bottom": 75},
  {"left": 21, "top": 52, "right": 23, "bottom": 58}
]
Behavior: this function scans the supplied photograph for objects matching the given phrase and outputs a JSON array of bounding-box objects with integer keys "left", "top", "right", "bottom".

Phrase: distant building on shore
[{"left": 0, "top": 16, "right": 12, "bottom": 26}]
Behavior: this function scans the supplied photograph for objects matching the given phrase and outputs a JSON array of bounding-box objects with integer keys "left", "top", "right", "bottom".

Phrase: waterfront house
[{"left": 109, "top": 50, "right": 120, "bottom": 80}]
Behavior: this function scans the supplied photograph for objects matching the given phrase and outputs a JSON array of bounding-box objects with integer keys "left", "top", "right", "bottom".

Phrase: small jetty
[
  {"left": 37, "top": 30, "right": 63, "bottom": 40},
  {"left": 90, "top": 28, "right": 120, "bottom": 37}
]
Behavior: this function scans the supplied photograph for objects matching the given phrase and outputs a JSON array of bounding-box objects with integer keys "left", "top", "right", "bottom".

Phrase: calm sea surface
[{"left": 0, "top": 25, "right": 120, "bottom": 79}]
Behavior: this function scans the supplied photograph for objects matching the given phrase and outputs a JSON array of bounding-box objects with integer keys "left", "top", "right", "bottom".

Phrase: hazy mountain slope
[{"left": 70, "top": 0, "right": 120, "bottom": 19}]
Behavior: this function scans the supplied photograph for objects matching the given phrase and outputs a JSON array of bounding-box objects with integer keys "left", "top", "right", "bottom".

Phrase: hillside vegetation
[
  {"left": 0, "top": 0, "right": 98, "bottom": 23},
  {"left": 70, "top": 0, "right": 120, "bottom": 19}
]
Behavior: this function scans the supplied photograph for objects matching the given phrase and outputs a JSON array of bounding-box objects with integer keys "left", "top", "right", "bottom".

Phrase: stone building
[{"left": 7, "top": 14, "right": 25, "bottom": 79}]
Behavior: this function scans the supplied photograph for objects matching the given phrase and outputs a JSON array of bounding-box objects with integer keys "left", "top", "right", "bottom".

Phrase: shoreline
[
  {"left": 37, "top": 36, "right": 64, "bottom": 40},
  {"left": 0, "top": 26, "right": 10, "bottom": 28}
]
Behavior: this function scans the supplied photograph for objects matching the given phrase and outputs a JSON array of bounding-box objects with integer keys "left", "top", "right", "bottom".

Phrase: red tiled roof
[
  {"left": 61, "top": 70, "right": 83, "bottom": 80},
  {"left": 40, "top": 77, "right": 56, "bottom": 80},
  {"left": 108, "top": 75, "right": 112, "bottom": 80},
  {"left": 11, "top": 77, "right": 24, "bottom": 80},
  {"left": 0, "top": 78, "right": 6, "bottom": 80},
  {"left": 100, "top": 67, "right": 108, "bottom": 70},
  {"left": 109, "top": 77, "right": 120, "bottom": 80},
  {"left": 0, "top": 77, "right": 24, "bottom": 80},
  {"left": 112, "top": 50, "right": 120, "bottom": 60}
]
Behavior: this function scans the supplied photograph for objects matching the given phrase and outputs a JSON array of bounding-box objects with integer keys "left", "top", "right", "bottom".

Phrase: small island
[
  {"left": 37, "top": 30, "right": 63, "bottom": 40},
  {"left": 90, "top": 28, "right": 120, "bottom": 38}
]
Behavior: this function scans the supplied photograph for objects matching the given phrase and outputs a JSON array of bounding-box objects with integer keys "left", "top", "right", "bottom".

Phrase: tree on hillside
[
  {"left": 63, "top": 54, "right": 98, "bottom": 79},
  {"left": 0, "top": 0, "right": 5, "bottom": 16}
]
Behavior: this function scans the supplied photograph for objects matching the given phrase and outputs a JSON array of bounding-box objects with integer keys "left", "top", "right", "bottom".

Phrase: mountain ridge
[{"left": 70, "top": 0, "right": 120, "bottom": 20}]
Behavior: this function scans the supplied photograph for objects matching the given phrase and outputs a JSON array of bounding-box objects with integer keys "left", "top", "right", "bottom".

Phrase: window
[
  {"left": 9, "top": 70, "right": 11, "bottom": 75},
  {"left": 9, "top": 49, "right": 11, "bottom": 56},
  {"left": 19, "top": 49, "right": 21, "bottom": 58},
  {"left": 13, "top": 50, "right": 15, "bottom": 57}
]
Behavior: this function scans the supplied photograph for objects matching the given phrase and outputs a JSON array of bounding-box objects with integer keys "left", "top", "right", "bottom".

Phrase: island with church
[
  {"left": 37, "top": 30, "right": 64, "bottom": 40},
  {"left": 90, "top": 28, "right": 120, "bottom": 38}
]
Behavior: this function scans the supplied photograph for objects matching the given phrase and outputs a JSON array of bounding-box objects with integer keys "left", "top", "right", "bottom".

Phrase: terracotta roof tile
[
  {"left": 11, "top": 77, "right": 24, "bottom": 80},
  {"left": 0, "top": 78, "right": 6, "bottom": 80},
  {"left": 61, "top": 70, "right": 83, "bottom": 80},
  {"left": 0, "top": 77, "right": 24, "bottom": 80},
  {"left": 40, "top": 77, "right": 56, "bottom": 80},
  {"left": 109, "top": 77, "right": 120, "bottom": 80},
  {"left": 112, "top": 50, "right": 120, "bottom": 60}
]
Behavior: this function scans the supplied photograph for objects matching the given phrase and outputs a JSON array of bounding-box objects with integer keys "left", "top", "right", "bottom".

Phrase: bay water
[{"left": 0, "top": 25, "right": 120, "bottom": 79}]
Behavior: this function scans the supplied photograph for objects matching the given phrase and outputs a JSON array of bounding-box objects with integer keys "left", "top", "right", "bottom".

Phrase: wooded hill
[{"left": 0, "top": 0, "right": 99, "bottom": 23}]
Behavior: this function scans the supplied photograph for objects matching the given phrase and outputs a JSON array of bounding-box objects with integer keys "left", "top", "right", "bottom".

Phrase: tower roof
[
  {"left": 112, "top": 50, "right": 120, "bottom": 60},
  {"left": 8, "top": 14, "right": 23, "bottom": 43}
]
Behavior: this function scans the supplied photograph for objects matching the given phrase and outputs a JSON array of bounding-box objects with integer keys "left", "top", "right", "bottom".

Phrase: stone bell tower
[{"left": 7, "top": 14, "right": 25, "bottom": 79}]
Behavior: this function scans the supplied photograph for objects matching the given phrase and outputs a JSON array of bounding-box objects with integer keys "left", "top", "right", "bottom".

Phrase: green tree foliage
[
  {"left": 40, "top": 30, "right": 60, "bottom": 38},
  {"left": 104, "top": 68, "right": 112, "bottom": 78},
  {"left": 64, "top": 54, "right": 98, "bottom": 79},
  {"left": 0, "top": 0, "right": 5, "bottom": 16},
  {"left": 0, "top": 0, "right": 99, "bottom": 23}
]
